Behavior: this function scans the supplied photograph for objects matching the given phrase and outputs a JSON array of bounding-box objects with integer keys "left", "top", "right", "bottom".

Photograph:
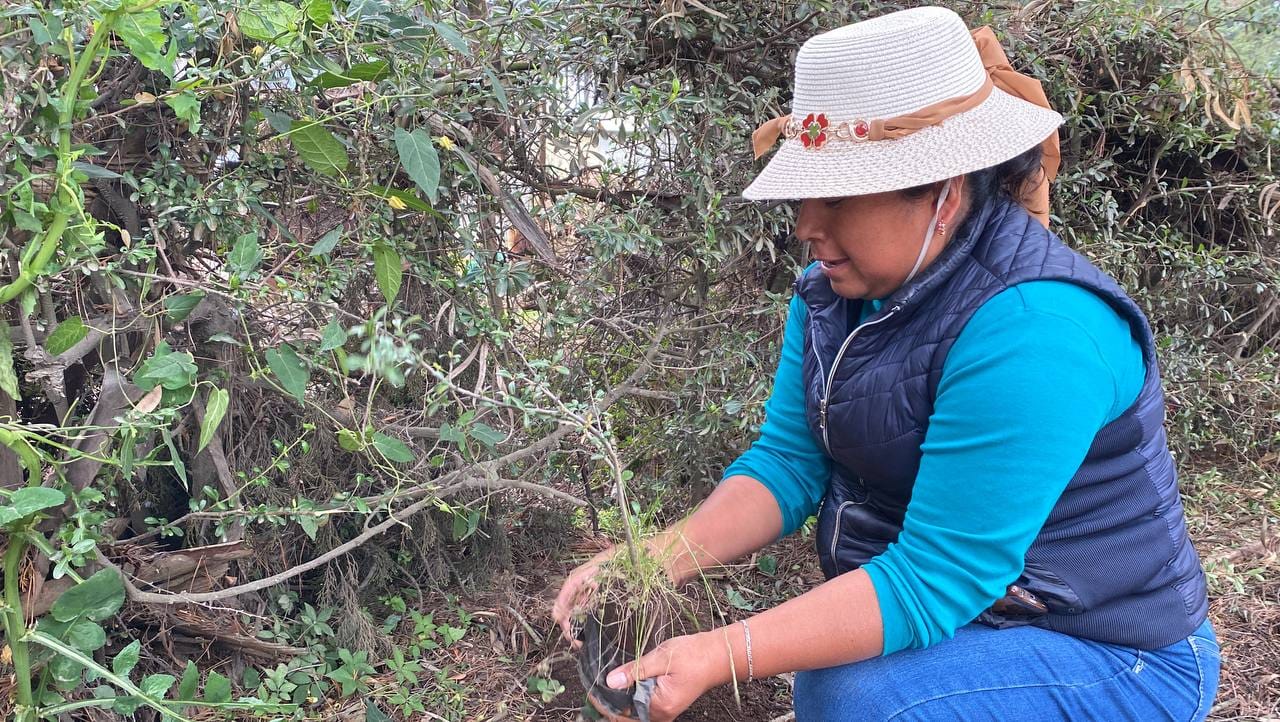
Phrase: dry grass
[{"left": 1184, "top": 464, "right": 1280, "bottom": 721}]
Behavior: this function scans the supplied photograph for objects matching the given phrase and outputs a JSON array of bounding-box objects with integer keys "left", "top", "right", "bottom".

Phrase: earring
[{"left": 936, "top": 220, "right": 947, "bottom": 236}]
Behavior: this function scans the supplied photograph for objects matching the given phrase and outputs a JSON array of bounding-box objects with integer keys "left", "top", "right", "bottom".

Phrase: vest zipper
[
  {"left": 829, "top": 499, "right": 857, "bottom": 572},
  {"left": 815, "top": 305, "right": 902, "bottom": 456}
]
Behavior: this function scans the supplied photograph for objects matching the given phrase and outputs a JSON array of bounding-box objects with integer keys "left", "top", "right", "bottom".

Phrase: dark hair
[{"left": 899, "top": 143, "right": 1046, "bottom": 238}]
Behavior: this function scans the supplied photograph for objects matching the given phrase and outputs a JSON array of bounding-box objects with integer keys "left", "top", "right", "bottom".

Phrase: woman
[{"left": 552, "top": 7, "right": 1218, "bottom": 721}]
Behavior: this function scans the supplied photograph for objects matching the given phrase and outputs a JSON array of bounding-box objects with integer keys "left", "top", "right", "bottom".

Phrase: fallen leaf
[{"left": 136, "top": 385, "right": 164, "bottom": 413}]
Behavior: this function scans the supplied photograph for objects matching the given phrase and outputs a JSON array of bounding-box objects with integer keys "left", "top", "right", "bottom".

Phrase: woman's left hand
[{"left": 605, "top": 631, "right": 731, "bottom": 722}]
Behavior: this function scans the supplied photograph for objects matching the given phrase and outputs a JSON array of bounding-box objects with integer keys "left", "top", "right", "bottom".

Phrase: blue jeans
[{"left": 794, "top": 619, "right": 1219, "bottom": 721}]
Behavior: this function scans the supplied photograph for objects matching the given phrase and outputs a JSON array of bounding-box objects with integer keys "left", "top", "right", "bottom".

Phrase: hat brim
[{"left": 742, "top": 87, "right": 1064, "bottom": 201}]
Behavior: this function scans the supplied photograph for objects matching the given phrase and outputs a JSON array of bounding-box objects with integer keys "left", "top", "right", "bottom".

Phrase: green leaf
[
  {"left": 111, "top": 640, "right": 141, "bottom": 677},
  {"left": 431, "top": 21, "right": 470, "bottom": 57},
  {"left": 165, "top": 90, "right": 201, "bottom": 134},
  {"left": 468, "top": 422, "right": 505, "bottom": 448},
  {"left": 251, "top": 200, "right": 297, "bottom": 243},
  {"left": 371, "top": 432, "right": 414, "bottom": 463},
  {"left": 367, "top": 701, "right": 393, "bottom": 722},
  {"left": 336, "top": 429, "right": 362, "bottom": 452},
  {"left": 0, "top": 487, "right": 66, "bottom": 527},
  {"left": 296, "top": 513, "right": 319, "bottom": 541},
  {"left": 264, "top": 110, "right": 293, "bottom": 133},
  {"left": 71, "top": 162, "right": 123, "bottom": 179},
  {"left": 50, "top": 653, "right": 85, "bottom": 686},
  {"left": 327, "top": 666, "right": 357, "bottom": 697},
  {"left": 140, "top": 673, "right": 175, "bottom": 698},
  {"left": 319, "top": 318, "right": 346, "bottom": 352},
  {"left": 26, "top": 633, "right": 207, "bottom": 722},
  {"left": 115, "top": 10, "right": 171, "bottom": 77},
  {"left": 27, "top": 17, "right": 54, "bottom": 45},
  {"left": 0, "top": 327, "right": 21, "bottom": 400},
  {"left": 229, "top": 231, "right": 263, "bottom": 277},
  {"left": 266, "top": 343, "right": 308, "bottom": 403},
  {"left": 45, "top": 315, "right": 87, "bottom": 356},
  {"left": 239, "top": 0, "right": 300, "bottom": 42},
  {"left": 165, "top": 292, "right": 204, "bottom": 322},
  {"left": 290, "top": 121, "right": 348, "bottom": 177},
  {"left": 161, "top": 427, "right": 188, "bottom": 487},
  {"left": 137, "top": 349, "right": 197, "bottom": 391},
  {"left": 18, "top": 287, "right": 36, "bottom": 317},
  {"left": 452, "top": 509, "right": 480, "bottom": 541},
  {"left": 439, "top": 423, "right": 465, "bottom": 445},
  {"left": 304, "top": 0, "right": 332, "bottom": 24},
  {"left": 393, "top": 128, "right": 440, "bottom": 204},
  {"left": 312, "top": 60, "right": 390, "bottom": 88},
  {"left": 11, "top": 207, "right": 41, "bottom": 233},
  {"left": 65, "top": 620, "right": 107, "bottom": 652},
  {"left": 203, "top": 671, "right": 231, "bottom": 704},
  {"left": 724, "top": 586, "right": 755, "bottom": 612},
  {"left": 484, "top": 69, "right": 510, "bottom": 112},
  {"left": 177, "top": 661, "right": 200, "bottom": 701},
  {"left": 372, "top": 242, "right": 403, "bottom": 306},
  {"left": 367, "top": 185, "right": 435, "bottom": 213},
  {"left": 36, "top": 614, "right": 72, "bottom": 635},
  {"left": 310, "top": 227, "right": 341, "bottom": 256},
  {"left": 113, "top": 694, "right": 144, "bottom": 716},
  {"left": 198, "top": 387, "right": 229, "bottom": 454},
  {"left": 52, "top": 569, "right": 125, "bottom": 623},
  {"left": 756, "top": 554, "right": 778, "bottom": 576},
  {"left": 439, "top": 624, "right": 466, "bottom": 645}
]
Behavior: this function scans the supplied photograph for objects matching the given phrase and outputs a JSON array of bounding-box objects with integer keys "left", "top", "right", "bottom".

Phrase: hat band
[
  {"left": 771, "top": 76, "right": 995, "bottom": 151},
  {"left": 749, "top": 26, "right": 1063, "bottom": 228}
]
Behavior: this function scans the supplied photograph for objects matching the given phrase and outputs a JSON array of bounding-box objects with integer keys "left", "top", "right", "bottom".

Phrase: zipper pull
[{"left": 819, "top": 397, "right": 829, "bottom": 430}]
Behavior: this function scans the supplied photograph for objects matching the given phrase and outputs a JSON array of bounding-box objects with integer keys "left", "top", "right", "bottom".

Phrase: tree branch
[{"left": 99, "top": 472, "right": 584, "bottom": 606}]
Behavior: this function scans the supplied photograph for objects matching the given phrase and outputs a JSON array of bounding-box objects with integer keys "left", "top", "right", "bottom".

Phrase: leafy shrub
[{"left": 0, "top": 0, "right": 1275, "bottom": 718}]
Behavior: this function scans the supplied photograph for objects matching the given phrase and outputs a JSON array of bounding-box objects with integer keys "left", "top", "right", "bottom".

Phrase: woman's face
[{"left": 795, "top": 181, "right": 964, "bottom": 300}]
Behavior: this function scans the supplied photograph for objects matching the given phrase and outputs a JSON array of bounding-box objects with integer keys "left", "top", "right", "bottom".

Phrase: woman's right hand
[{"left": 552, "top": 546, "right": 616, "bottom": 646}]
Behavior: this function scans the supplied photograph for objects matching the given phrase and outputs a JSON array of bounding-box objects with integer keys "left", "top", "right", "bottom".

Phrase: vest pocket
[
  {"left": 1018, "top": 562, "right": 1085, "bottom": 615},
  {"left": 827, "top": 499, "right": 863, "bottom": 574},
  {"left": 976, "top": 563, "right": 1086, "bottom": 630},
  {"left": 817, "top": 482, "right": 900, "bottom": 578}
]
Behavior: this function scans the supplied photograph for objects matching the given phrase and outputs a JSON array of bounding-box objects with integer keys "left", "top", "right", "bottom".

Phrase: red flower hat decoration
[{"left": 801, "top": 113, "right": 829, "bottom": 149}]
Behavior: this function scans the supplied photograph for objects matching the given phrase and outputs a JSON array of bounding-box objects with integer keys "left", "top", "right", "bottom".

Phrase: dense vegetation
[{"left": 0, "top": 0, "right": 1276, "bottom": 719}]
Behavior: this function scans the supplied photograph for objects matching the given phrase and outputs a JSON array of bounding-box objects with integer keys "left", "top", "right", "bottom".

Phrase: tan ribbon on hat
[{"left": 751, "top": 26, "right": 1061, "bottom": 228}]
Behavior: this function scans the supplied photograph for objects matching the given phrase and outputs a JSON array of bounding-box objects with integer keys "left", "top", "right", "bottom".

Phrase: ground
[
  {"left": 436, "top": 462, "right": 1279, "bottom": 721},
  {"left": 23, "top": 466, "right": 1262, "bottom": 720}
]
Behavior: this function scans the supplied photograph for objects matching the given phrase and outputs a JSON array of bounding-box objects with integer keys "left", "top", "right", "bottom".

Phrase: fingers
[
  {"left": 552, "top": 571, "right": 597, "bottom": 646},
  {"left": 607, "top": 644, "right": 672, "bottom": 689},
  {"left": 552, "top": 595, "right": 580, "bottom": 646},
  {"left": 606, "top": 661, "right": 633, "bottom": 690},
  {"left": 552, "top": 550, "right": 615, "bottom": 647}
]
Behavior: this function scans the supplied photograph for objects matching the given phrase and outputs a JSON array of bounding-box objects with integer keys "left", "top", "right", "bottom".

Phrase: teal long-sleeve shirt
[{"left": 723, "top": 275, "right": 1144, "bottom": 656}]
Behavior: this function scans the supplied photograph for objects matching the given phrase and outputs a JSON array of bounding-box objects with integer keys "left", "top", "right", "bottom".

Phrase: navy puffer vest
[{"left": 798, "top": 196, "right": 1208, "bottom": 649}]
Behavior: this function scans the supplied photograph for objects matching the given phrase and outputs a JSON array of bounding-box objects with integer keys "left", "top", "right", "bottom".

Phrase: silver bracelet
[{"left": 740, "top": 619, "right": 755, "bottom": 682}]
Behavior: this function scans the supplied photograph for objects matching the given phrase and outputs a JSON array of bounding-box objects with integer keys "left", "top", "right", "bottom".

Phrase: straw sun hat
[{"left": 745, "top": 6, "right": 1064, "bottom": 224}]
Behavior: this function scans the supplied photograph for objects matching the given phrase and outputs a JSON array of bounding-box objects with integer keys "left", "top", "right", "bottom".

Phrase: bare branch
[{"left": 99, "top": 470, "right": 585, "bottom": 606}]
